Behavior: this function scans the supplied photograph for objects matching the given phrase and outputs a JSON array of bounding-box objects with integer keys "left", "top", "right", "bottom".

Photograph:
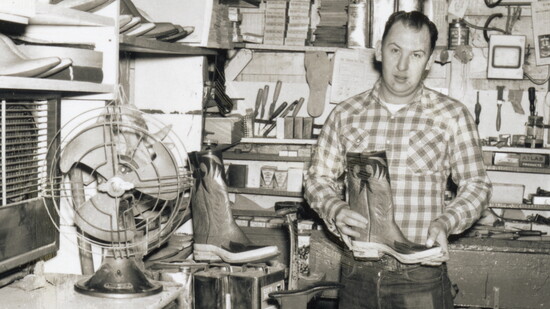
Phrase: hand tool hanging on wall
[
  {"left": 496, "top": 86, "right": 504, "bottom": 131},
  {"left": 268, "top": 80, "right": 282, "bottom": 118},
  {"left": 529, "top": 87, "right": 536, "bottom": 116},
  {"left": 475, "top": 91, "right": 481, "bottom": 127}
]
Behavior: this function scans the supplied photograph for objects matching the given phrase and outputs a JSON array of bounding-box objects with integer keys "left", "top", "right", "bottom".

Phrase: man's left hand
[{"left": 422, "top": 221, "right": 450, "bottom": 266}]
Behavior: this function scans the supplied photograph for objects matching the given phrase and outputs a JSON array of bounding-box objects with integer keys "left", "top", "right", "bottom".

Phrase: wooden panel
[{"left": 448, "top": 249, "right": 550, "bottom": 309}]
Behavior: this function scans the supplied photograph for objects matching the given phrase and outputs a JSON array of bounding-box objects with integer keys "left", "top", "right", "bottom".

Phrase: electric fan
[{"left": 44, "top": 103, "right": 193, "bottom": 298}]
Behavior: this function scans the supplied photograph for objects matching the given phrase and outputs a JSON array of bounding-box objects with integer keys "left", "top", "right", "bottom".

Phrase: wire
[
  {"left": 484, "top": 0, "right": 503, "bottom": 8},
  {"left": 523, "top": 68, "right": 550, "bottom": 85}
]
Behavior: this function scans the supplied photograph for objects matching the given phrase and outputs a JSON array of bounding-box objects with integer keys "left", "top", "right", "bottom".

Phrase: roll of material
[{"left": 347, "top": 2, "right": 370, "bottom": 48}]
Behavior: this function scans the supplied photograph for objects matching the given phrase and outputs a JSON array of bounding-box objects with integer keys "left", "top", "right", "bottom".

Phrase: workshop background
[{"left": 0, "top": 0, "right": 548, "bottom": 308}]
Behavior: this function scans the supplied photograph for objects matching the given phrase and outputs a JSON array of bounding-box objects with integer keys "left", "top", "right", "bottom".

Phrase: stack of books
[
  {"left": 263, "top": 0, "right": 287, "bottom": 45},
  {"left": 285, "top": 0, "right": 311, "bottom": 46},
  {"left": 312, "top": 0, "right": 348, "bottom": 47}
]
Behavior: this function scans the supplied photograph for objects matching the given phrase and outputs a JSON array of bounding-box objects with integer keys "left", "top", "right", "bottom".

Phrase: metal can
[{"left": 448, "top": 19, "right": 469, "bottom": 50}]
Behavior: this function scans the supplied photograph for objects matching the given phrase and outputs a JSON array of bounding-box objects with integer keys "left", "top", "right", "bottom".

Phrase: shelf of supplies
[
  {"left": 119, "top": 35, "right": 218, "bottom": 55},
  {"left": 227, "top": 187, "right": 303, "bottom": 197},
  {"left": 483, "top": 146, "right": 550, "bottom": 154},
  {"left": 242, "top": 43, "right": 342, "bottom": 53},
  {"left": 486, "top": 165, "right": 550, "bottom": 174},
  {"left": 489, "top": 203, "right": 550, "bottom": 211},
  {"left": 223, "top": 151, "right": 311, "bottom": 162},
  {"left": 240, "top": 137, "right": 317, "bottom": 145},
  {"left": 0, "top": 76, "right": 114, "bottom": 95}
]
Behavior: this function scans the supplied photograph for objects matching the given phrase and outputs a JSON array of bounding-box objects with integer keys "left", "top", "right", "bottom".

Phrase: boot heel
[
  {"left": 351, "top": 241, "right": 383, "bottom": 259},
  {"left": 193, "top": 245, "right": 223, "bottom": 262}
]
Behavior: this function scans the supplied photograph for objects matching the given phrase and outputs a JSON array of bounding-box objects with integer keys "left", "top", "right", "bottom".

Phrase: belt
[{"left": 341, "top": 251, "right": 423, "bottom": 271}]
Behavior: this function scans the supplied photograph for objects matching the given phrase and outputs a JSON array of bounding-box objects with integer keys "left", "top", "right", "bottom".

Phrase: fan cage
[
  {"left": 0, "top": 100, "right": 49, "bottom": 206},
  {"left": 44, "top": 104, "right": 192, "bottom": 258}
]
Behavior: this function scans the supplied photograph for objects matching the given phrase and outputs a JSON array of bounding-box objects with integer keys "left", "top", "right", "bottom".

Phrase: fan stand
[{"left": 74, "top": 254, "right": 162, "bottom": 298}]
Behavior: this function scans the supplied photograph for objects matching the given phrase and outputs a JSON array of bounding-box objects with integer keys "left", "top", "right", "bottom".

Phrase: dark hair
[{"left": 382, "top": 11, "right": 438, "bottom": 53}]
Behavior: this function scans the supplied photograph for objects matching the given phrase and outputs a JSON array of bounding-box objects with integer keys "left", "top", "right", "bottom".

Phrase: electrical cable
[
  {"left": 484, "top": 0, "right": 503, "bottom": 8},
  {"left": 523, "top": 68, "right": 550, "bottom": 86}
]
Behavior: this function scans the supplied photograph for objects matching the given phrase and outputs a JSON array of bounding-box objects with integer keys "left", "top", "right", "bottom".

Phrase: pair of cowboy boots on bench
[{"left": 347, "top": 151, "right": 443, "bottom": 264}]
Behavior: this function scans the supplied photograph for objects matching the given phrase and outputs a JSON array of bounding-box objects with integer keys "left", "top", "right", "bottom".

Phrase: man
[{"left": 304, "top": 11, "right": 491, "bottom": 309}]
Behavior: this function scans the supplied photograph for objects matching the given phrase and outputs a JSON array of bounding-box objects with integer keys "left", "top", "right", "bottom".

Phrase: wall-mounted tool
[
  {"left": 268, "top": 80, "right": 282, "bottom": 119},
  {"left": 475, "top": 91, "right": 481, "bottom": 127},
  {"left": 496, "top": 86, "right": 504, "bottom": 131},
  {"left": 525, "top": 87, "right": 544, "bottom": 148}
]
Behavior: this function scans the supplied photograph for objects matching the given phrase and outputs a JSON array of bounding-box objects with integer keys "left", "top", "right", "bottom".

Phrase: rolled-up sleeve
[
  {"left": 304, "top": 108, "right": 349, "bottom": 236},
  {"left": 436, "top": 107, "right": 492, "bottom": 235}
]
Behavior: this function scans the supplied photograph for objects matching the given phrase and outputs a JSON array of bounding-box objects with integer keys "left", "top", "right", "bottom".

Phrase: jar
[{"left": 448, "top": 19, "right": 469, "bottom": 50}]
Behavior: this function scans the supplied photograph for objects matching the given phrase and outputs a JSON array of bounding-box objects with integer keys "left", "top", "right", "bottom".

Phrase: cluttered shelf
[
  {"left": 0, "top": 76, "right": 114, "bottom": 96},
  {"left": 486, "top": 165, "right": 550, "bottom": 174},
  {"left": 489, "top": 202, "right": 550, "bottom": 211},
  {"left": 119, "top": 35, "right": 218, "bottom": 55},
  {"left": 223, "top": 151, "right": 311, "bottom": 162},
  {"left": 227, "top": 187, "right": 303, "bottom": 197},
  {"left": 241, "top": 43, "right": 342, "bottom": 53}
]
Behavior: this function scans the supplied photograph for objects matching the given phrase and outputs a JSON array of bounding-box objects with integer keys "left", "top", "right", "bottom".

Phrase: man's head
[{"left": 375, "top": 11, "right": 439, "bottom": 104}]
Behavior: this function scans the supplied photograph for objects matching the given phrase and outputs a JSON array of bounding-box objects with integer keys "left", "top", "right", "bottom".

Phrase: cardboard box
[
  {"left": 491, "top": 183, "right": 525, "bottom": 204},
  {"left": 204, "top": 116, "right": 243, "bottom": 144}
]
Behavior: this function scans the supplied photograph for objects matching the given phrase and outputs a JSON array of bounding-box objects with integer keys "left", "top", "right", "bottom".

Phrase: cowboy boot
[
  {"left": 189, "top": 147, "right": 279, "bottom": 264},
  {"left": 347, "top": 151, "right": 443, "bottom": 264}
]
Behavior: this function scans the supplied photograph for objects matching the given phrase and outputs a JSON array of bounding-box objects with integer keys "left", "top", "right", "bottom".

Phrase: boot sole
[
  {"left": 351, "top": 241, "right": 444, "bottom": 264},
  {"left": 193, "top": 244, "right": 280, "bottom": 264}
]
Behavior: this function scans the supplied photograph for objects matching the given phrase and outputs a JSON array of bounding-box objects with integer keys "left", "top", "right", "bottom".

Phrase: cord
[{"left": 523, "top": 68, "right": 550, "bottom": 85}]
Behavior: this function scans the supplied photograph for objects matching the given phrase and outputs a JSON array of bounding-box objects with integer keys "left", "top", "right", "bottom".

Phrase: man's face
[{"left": 375, "top": 21, "right": 434, "bottom": 103}]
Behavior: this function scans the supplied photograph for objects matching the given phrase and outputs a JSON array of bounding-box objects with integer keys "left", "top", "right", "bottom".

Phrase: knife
[
  {"left": 496, "top": 86, "right": 504, "bottom": 132},
  {"left": 263, "top": 102, "right": 289, "bottom": 137},
  {"left": 254, "top": 88, "right": 263, "bottom": 118},
  {"left": 268, "top": 80, "right": 283, "bottom": 118},
  {"left": 260, "top": 85, "right": 269, "bottom": 119}
]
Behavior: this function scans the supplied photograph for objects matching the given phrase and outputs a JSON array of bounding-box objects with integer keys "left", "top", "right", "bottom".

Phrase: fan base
[{"left": 74, "top": 256, "right": 162, "bottom": 299}]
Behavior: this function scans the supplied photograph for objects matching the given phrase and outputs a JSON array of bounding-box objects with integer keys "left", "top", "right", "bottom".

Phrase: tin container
[
  {"left": 347, "top": 2, "right": 371, "bottom": 48},
  {"left": 448, "top": 19, "right": 469, "bottom": 50}
]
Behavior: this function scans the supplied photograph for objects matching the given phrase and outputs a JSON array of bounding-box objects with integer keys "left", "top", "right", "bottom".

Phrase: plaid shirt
[{"left": 305, "top": 80, "right": 492, "bottom": 243}]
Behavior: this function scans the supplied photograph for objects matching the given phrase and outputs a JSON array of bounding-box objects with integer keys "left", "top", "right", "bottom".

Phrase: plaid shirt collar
[{"left": 366, "top": 79, "right": 436, "bottom": 111}]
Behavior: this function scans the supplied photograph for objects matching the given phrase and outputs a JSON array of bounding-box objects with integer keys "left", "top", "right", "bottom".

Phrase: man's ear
[{"left": 375, "top": 40, "right": 382, "bottom": 62}]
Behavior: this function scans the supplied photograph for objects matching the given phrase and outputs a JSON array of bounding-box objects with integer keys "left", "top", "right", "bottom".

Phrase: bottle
[{"left": 448, "top": 19, "right": 469, "bottom": 50}]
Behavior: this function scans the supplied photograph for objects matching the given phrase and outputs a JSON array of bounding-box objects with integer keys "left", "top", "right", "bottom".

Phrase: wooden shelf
[
  {"left": 223, "top": 151, "right": 311, "bottom": 162},
  {"left": 483, "top": 146, "right": 550, "bottom": 154},
  {"left": 240, "top": 137, "right": 317, "bottom": 145},
  {"left": 243, "top": 43, "right": 342, "bottom": 53},
  {"left": 119, "top": 35, "right": 218, "bottom": 55},
  {"left": 489, "top": 203, "right": 550, "bottom": 211},
  {"left": 0, "top": 76, "right": 114, "bottom": 96},
  {"left": 227, "top": 187, "right": 303, "bottom": 197},
  {"left": 486, "top": 165, "right": 550, "bottom": 174}
]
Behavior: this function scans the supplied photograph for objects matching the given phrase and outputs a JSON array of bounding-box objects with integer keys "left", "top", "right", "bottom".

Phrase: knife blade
[
  {"left": 254, "top": 88, "right": 263, "bottom": 118},
  {"left": 260, "top": 85, "right": 269, "bottom": 119}
]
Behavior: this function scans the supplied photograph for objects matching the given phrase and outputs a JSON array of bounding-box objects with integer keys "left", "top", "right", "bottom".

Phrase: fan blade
[
  {"left": 122, "top": 141, "right": 181, "bottom": 200},
  {"left": 60, "top": 124, "right": 117, "bottom": 180},
  {"left": 74, "top": 192, "right": 135, "bottom": 242}
]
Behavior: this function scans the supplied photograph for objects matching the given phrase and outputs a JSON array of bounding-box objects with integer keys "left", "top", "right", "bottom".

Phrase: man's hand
[
  {"left": 335, "top": 207, "right": 368, "bottom": 249},
  {"left": 422, "top": 221, "right": 450, "bottom": 266}
]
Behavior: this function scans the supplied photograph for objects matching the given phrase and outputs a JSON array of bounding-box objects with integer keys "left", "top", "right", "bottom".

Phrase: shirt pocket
[
  {"left": 340, "top": 126, "right": 368, "bottom": 153},
  {"left": 407, "top": 129, "right": 446, "bottom": 174}
]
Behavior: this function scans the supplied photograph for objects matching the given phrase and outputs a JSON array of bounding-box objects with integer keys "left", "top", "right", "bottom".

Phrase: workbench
[
  {"left": 307, "top": 229, "right": 550, "bottom": 309},
  {"left": 0, "top": 273, "right": 185, "bottom": 309}
]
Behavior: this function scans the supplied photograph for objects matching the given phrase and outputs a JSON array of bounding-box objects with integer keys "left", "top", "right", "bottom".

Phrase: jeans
[{"left": 339, "top": 253, "right": 454, "bottom": 309}]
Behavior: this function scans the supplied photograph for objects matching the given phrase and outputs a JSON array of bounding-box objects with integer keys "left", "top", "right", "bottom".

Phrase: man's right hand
[{"left": 335, "top": 207, "right": 369, "bottom": 249}]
